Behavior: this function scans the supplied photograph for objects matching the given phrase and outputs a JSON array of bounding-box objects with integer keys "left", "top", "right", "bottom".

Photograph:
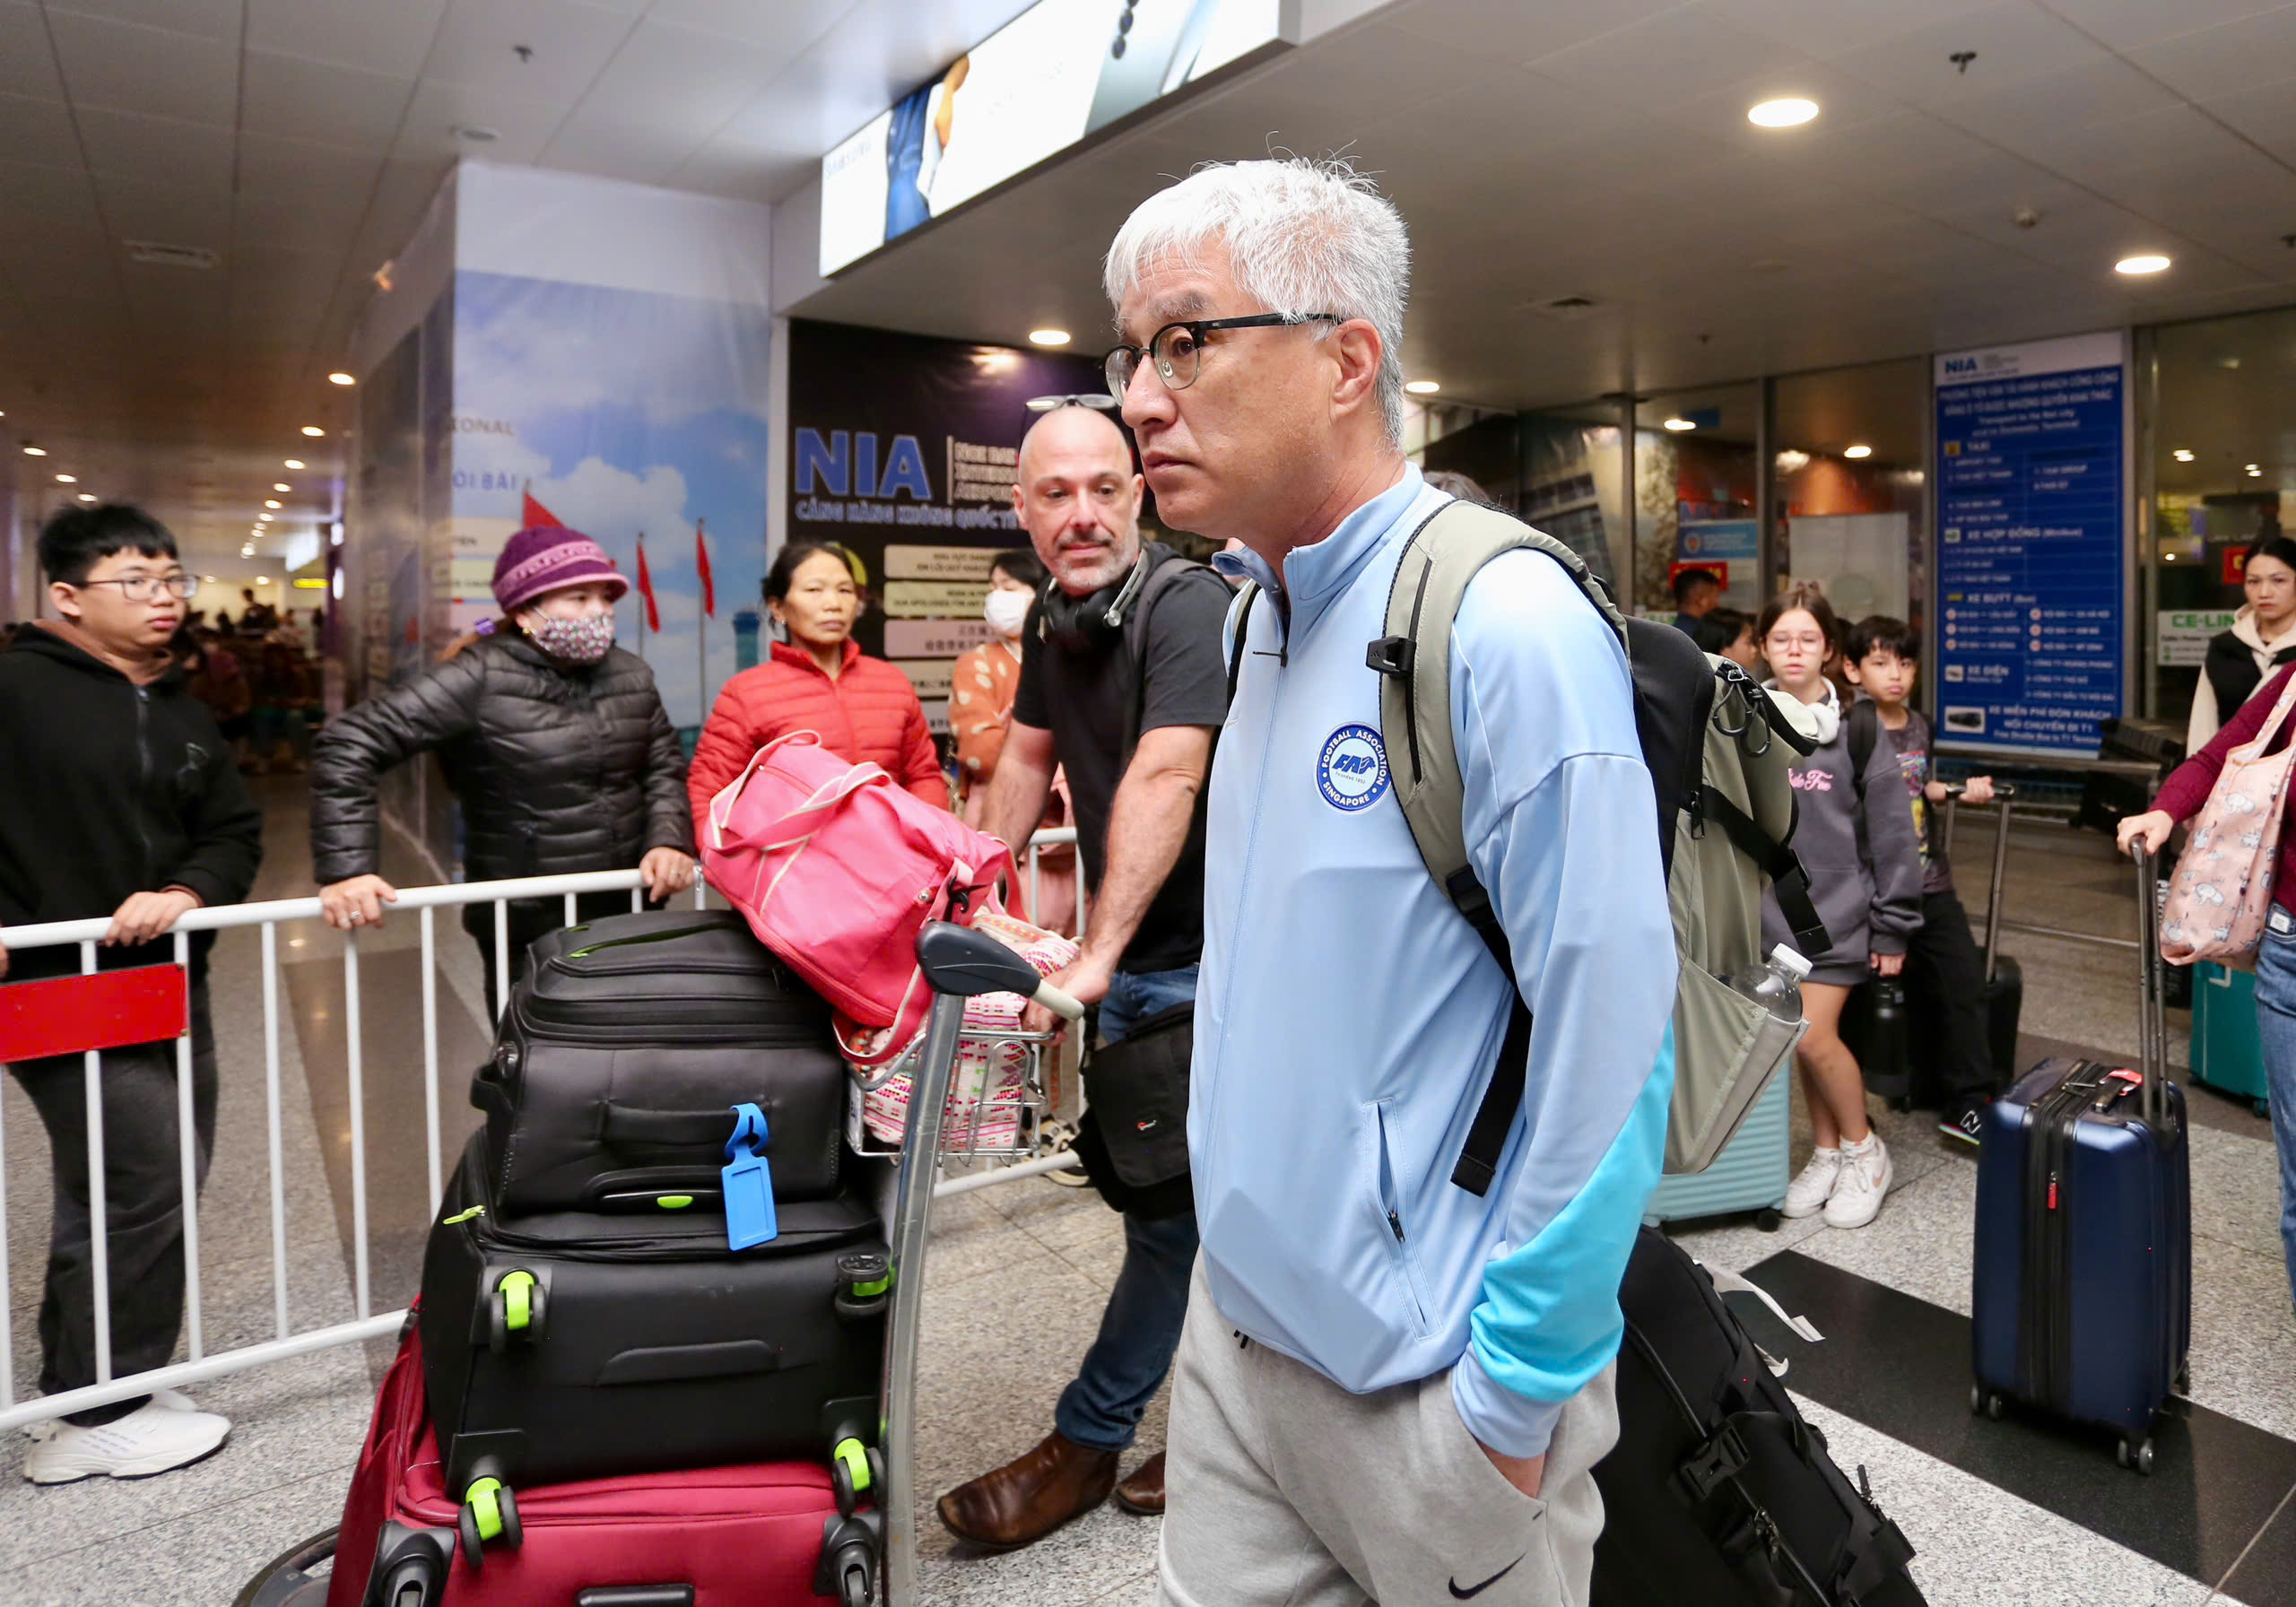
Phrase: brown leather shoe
[
  {"left": 1111, "top": 1449, "right": 1164, "bottom": 1516},
  {"left": 936, "top": 1431, "right": 1118, "bottom": 1549}
]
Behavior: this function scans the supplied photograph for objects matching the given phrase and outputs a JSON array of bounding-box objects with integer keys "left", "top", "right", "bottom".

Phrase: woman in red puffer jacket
[{"left": 689, "top": 541, "right": 947, "bottom": 824}]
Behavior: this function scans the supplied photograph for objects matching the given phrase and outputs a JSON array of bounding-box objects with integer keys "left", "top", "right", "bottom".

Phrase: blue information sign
[{"left": 1934, "top": 332, "right": 2126, "bottom": 758}]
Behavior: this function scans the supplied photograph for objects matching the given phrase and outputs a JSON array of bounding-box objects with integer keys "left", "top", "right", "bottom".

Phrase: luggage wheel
[
  {"left": 486, "top": 1271, "right": 546, "bottom": 1353},
  {"left": 1968, "top": 1385, "right": 2005, "bottom": 1421},
  {"left": 2118, "top": 1437, "right": 2157, "bottom": 1475},
  {"left": 2175, "top": 1363, "right": 2191, "bottom": 1394},
  {"left": 830, "top": 1437, "right": 885, "bottom": 1516},
  {"left": 1753, "top": 1209, "right": 1782, "bottom": 1233},
  {"left": 816, "top": 1511, "right": 882, "bottom": 1607},
  {"left": 834, "top": 1252, "right": 891, "bottom": 1322},
  {"left": 457, "top": 1475, "right": 523, "bottom": 1568}
]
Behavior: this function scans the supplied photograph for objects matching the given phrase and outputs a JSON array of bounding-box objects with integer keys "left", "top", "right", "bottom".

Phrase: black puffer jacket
[{"left": 309, "top": 634, "right": 691, "bottom": 889}]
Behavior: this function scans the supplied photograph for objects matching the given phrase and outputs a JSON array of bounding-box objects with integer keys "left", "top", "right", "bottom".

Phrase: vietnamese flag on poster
[
  {"left": 635, "top": 536, "right": 661, "bottom": 633},
  {"left": 695, "top": 518, "right": 715, "bottom": 619},
  {"left": 522, "top": 486, "right": 564, "bottom": 529}
]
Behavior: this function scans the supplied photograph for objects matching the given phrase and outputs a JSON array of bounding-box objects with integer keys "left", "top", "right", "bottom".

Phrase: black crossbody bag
[{"left": 1081, "top": 1000, "right": 1193, "bottom": 1189}]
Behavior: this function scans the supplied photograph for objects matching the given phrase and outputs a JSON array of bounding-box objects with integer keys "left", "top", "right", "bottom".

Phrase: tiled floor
[{"left": 4, "top": 786, "right": 2292, "bottom": 1604}]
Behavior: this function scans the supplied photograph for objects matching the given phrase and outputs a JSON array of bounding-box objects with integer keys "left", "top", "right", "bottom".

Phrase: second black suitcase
[
  {"left": 477, "top": 909, "right": 848, "bottom": 1213},
  {"left": 421, "top": 1135, "right": 890, "bottom": 1499}
]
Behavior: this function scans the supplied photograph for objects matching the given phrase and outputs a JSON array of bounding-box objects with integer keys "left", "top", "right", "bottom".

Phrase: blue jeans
[
  {"left": 2248, "top": 919, "right": 2296, "bottom": 1316},
  {"left": 1055, "top": 964, "right": 1202, "bottom": 1454}
]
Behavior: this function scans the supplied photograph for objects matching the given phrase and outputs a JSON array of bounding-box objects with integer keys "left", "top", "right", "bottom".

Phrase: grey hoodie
[{"left": 1759, "top": 679, "right": 1925, "bottom": 977}]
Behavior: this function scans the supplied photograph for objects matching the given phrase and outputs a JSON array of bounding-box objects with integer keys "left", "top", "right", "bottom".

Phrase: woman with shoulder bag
[
  {"left": 2121, "top": 659, "right": 2296, "bottom": 1317},
  {"left": 309, "top": 526, "right": 695, "bottom": 1014},
  {"left": 2189, "top": 535, "right": 2296, "bottom": 749}
]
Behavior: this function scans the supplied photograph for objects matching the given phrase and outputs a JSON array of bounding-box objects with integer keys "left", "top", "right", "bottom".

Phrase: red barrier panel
[{"left": 0, "top": 965, "right": 189, "bottom": 1062}]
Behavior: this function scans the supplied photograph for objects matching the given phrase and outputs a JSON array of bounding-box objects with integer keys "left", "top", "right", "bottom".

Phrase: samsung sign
[{"left": 819, "top": 0, "right": 1285, "bottom": 276}]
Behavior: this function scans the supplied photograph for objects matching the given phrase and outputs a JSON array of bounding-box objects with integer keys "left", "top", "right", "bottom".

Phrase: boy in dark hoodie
[{"left": 0, "top": 504, "right": 261, "bottom": 1483}]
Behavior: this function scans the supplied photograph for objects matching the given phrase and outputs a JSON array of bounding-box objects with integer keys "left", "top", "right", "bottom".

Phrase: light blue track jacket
[{"left": 1196, "top": 465, "right": 1677, "bottom": 1458}]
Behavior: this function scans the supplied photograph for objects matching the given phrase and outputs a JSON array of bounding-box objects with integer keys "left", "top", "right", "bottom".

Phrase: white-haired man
[{"left": 1104, "top": 160, "right": 1677, "bottom": 1604}]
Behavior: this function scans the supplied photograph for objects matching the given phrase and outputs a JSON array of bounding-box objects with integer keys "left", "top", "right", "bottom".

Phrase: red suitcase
[{"left": 298, "top": 1316, "right": 866, "bottom": 1607}]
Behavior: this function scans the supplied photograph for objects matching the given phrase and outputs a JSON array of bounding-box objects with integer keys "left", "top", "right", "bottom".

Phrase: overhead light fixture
[
  {"left": 55, "top": 473, "right": 74, "bottom": 482},
  {"left": 265, "top": 499, "right": 283, "bottom": 508},
  {"left": 300, "top": 425, "right": 326, "bottom": 437},
  {"left": 1405, "top": 380, "right": 1441, "bottom": 395},
  {"left": 256, "top": 575, "right": 271, "bottom": 585},
  {"left": 2248, "top": 464, "right": 2262, "bottom": 473},
  {"left": 76, "top": 492, "right": 95, "bottom": 501},
  {"left": 2115, "top": 254, "right": 2170, "bottom": 275},
  {"left": 259, "top": 511, "right": 274, "bottom": 521},
  {"left": 283, "top": 458, "right": 305, "bottom": 469},
  {"left": 1844, "top": 444, "right": 1873, "bottom": 459},
  {"left": 327, "top": 371, "right": 355, "bottom": 386},
  {"left": 454, "top": 125, "right": 500, "bottom": 143},
  {"left": 200, "top": 575, "right": 217, "bottom": 583},
  {"left": 22, "top": 444, "right": 45, "bottom": 456},
  {"left": 1027, "top": 329, "right": 1071, "bottom": 347},
  {"left": 2172, "top": 448, "right": 2195, "bottom": 462},
  {"left": 1748, "top": 98, "right": 1819, "bottom": 128},
  {"left": 2251, "top": 466, "right": 2266, "bottom": 477},
  {"left": 2218, "top": 355, "right": 2242, "bottom": 370},
  {"left": 1663, "top": 417, "right": 1696, "bottom": 431},
  {"left": 274, "top": 482, "right": 291, "bottom": 491}
]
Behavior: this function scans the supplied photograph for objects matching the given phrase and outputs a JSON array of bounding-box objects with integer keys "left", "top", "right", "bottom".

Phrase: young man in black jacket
[{"left": 0, "top": 505, "right": 262, "bottom": 1483}]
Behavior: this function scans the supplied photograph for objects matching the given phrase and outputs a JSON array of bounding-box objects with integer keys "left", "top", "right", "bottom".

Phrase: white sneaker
[
  {"left": 1782, "top": 1147, "right": 1842, "bottom": 1218},
  {"left": 26, "top": 1388, "right": 200, "bottom": 1444},
  {"left": 1823, "top": 1134, "right": 1894, "bottom": 1229},
  {"left": 22, "top": 1399, "right": 230, "bottom": 1485}
]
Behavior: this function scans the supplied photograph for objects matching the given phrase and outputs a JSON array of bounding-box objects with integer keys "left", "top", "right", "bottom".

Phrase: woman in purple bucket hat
[{"left": 308, "top": 526, "right": 695, "bottom": 1014}]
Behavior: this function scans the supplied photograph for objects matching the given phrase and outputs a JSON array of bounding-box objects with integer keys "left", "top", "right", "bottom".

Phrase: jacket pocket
[{"left": 1366, "top": 1101, "right": 1431, "bottom": 1336}]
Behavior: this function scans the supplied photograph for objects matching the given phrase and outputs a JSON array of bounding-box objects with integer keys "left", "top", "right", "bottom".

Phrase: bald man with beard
[{"left": 936, "top": 404, "right": 1233, "bottom": 1547}]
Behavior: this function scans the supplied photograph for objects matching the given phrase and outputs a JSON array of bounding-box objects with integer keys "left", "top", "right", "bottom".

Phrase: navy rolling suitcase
[{"left": 1969, "top": 847, "right": 2190, "bottom": 1472}]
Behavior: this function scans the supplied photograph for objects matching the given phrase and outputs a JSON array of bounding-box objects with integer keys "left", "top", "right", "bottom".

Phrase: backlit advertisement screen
[{"left": 820, "top": 0, "right": 1283, "bottom": 275}]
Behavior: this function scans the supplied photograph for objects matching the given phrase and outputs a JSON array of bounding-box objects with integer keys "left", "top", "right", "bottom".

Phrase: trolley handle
[{"left": 2132, "top": 845, "right": 2168, "bottom": 1131}]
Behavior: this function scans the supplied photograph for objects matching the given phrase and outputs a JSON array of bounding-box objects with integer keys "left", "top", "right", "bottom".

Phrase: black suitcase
[
  {"left": 1590, "top": 1228, "right": 1925, "bottom": 1606},
  {"left": 476, "top": 909, "right": 847, "bottom": 1213},
  {"left": 421, "top": 1134, "right": 890, "bottom": 1500}
]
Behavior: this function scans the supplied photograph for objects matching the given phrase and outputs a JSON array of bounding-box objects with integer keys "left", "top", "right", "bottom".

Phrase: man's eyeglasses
[
  {"left": 80, "top": 574, "right": 197, "bottom": 603},
  {"left": 1103, "top": 313, "right": 1342, "bottom": 404}
]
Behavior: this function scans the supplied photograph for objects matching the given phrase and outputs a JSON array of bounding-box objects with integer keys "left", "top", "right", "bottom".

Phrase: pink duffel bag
[{"left": 701, "top": 731, "right": 1013, "bottom": 1031}]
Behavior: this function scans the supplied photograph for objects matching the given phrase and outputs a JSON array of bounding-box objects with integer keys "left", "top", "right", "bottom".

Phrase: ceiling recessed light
[
  {"left": 327, "top": 371, "right": 355, "bottom": 386},
  {"left": 2172, "top": 448, "right": 2195, "bottom": 462},
  {"left": 2115, "top": 254, "right": 2171, "bottom": 275},
  {"left": 75, "top": 491, "right": 94, "bottom": 501},
  {"left": 55, "top": 473, "right": 74, "bottom": 482},
  {"left": 1748, "top": 98, "right": 1819, "bottom": 128},
  {"left": 22, "top": 444, "right": 45, "bottom": 456},
  {"left": 201, "top": 575, "right": 217, "bottom": 583},
  {"left": 1405, "top": 379, "right": 1441, "bottom": 395},
  {"left": 256, "top": 575, "right": 271, "bottom": 584},
  {"left": 1844, "top": 444, "right": 1873, "bottom": 459},
  {"left": 274, "top": 482, "right": 291, "bottom": 491},
  {"left": 1663, "top": 417, "right": 1696, "bottom": 431},
  {"left": 2218, "top": 355, "right": 2242, "bottom": 370},
  {"left": 454, "top": 125, "right": 500, "bottom": 143},
  {"left": 300, "top": 425, "right": 326, "bottom": 437},
  {"left": 265, "top": 499, "right": 283, "bottom": 508},
  {"left": 283, "top": 458, "right": 305, "bottom": 469},
  {"left": 2247, "top": 464, "right": 2262, "bottom": 473},
  {"left": 259, "top": 511, "right": 274, "bottom": 520},
  {"left": 2250, "top": 466, "right": 2266, "bottom": 477},
  {"left": 1027, "top": 328, "right": 1071, "bottom": 347}
]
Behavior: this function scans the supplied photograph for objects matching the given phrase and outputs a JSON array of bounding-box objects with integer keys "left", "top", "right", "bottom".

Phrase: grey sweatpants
[{"left": 1158, "top": 1259, "right": 1617, "bottom": 1607}]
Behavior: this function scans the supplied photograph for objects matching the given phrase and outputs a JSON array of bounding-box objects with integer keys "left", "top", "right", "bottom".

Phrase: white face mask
[{"left": 983, "top": 587, "right": 1032, "bottom": 638}]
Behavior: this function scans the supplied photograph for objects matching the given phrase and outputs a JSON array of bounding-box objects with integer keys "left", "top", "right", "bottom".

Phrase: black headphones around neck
[{"left": 1037, "top": 552, "right": 1151, "bottom": 649}]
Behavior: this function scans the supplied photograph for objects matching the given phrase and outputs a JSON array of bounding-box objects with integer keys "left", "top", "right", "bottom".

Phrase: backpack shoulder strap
[
  {"left": 1118, "top": 555, "right": 1207, "bottom": 764},
  {"left": 1370, "top": 499, "right": 1629, "bottom": 1197},
  {"left": 1845, "top": 697, "right": 1879, "bottom": 793},
  {"left": 1226, "top": 580, "right": 1260, "bottom": 708}
]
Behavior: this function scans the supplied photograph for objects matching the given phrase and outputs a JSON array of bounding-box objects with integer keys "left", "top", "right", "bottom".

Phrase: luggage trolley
[{"left": 237, "top": 923, "right": 1082, "bottom": 1607}]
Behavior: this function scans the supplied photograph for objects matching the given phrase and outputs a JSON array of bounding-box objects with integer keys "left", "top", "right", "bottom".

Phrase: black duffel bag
[
  {"left": 1072, "top": 1000, "right": 1194, "bottom": 1220},
  {"left": 1592, "top": 1228, "right": 1925, "bottom": 1607},
  {"left": 474, "top": 910, "right": 845, "bottom": 1214}
]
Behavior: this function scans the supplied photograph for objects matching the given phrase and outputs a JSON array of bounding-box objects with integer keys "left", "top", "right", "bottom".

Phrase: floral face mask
[{"left": 528, "top": 611, "right": 615, "bottom": 664}]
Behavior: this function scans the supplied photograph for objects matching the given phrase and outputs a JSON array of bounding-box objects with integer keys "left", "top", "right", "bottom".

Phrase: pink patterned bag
[
  {"left": 844, "top": 909, "right": 1077, "bottom": 1151},
  {"left": 2160, "top": 670, "right": 2296, "bottom": 967},
  {"left": 701, "top": 731, "right": 1011, "bottom": 1031}
]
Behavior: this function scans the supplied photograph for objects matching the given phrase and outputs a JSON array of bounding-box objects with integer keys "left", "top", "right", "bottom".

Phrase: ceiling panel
[
  {"left": 421, "top": 0, "right": 641, "bottom": 103},
  {"left": 74, "top": 108, "right": 236, "bottom": 191},
  {"left": 1931, "top": 53, "right": 2182, "bottom": 144},
  {"left": 2201, "top": 74, "right": 2296, "bottom": 161},
  {"left": 2044, "top": 0, "right": 2293, "bottom": 51},
  {"left": 1525, "top": 7, "right": 1805, "bottom": 105},
  {"left": 1702, "top": 0, "right": 2001, "bottom": 61},
  {"left": 0, "top": 89, "right": 89, "bottom": 167},
  {"left": 2126, "top": 5, "right": 2296, "bottom": 100},
  {"left": 648, "top": 0, "right": 856, "bottom": 50},
  {"left": 0, "top": 4, "right": 63, "bottom": 100},
  {"left": 241, "top": 51, "right": 415, "bottom": 150},
  {"left": 388, "top": 79, "right": 565, "bottom": 165},
  {"left": 1387, "top": 0, "right": 1682, "bottom": 67},
  {"left": 47, "top": 0, "right": 242, "bottom": 43},
  {"left": 245, "top": 0, "right": 448, "bottom": 79},
  {"left": 91, "top": 175, "right": 233, "bottom": 248},
  {"left": 537, "top": 109, "right": 696, "bottom": 185},
  {"left": 44, "top": 8, "right": 239, "bottom": 126},
  {"left": 1832, "top": 2, "right": 2114, "bottom": 108},
  {"left": 0, "top": 159, "right": 100, "bottom": 227},
  {"left": 570, "top": 18, "right": 822, "bottom": 133}
]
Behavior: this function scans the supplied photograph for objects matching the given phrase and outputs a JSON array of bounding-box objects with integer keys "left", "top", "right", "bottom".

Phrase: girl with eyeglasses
[{"left": 1757, "top": 584, "right": 1926, "bottom": 1231}]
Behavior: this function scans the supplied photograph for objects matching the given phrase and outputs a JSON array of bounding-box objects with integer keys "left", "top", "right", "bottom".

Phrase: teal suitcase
[
  {"left": 2192, "top": 961, "right": 2271, "bottom": 1116},
  {"left": 1643, "top": 1068, "right": 1789, "bottom": 1229}
]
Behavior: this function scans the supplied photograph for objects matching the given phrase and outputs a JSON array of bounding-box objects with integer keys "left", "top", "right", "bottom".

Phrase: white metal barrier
[{"left": 0, "top": 833, "right": 1082, "bottom": 1434}]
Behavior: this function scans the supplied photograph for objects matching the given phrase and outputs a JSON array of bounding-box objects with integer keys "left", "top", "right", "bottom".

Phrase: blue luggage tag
[{"left": 723, "top": 1102, "right": 778, "bottom": 1250}]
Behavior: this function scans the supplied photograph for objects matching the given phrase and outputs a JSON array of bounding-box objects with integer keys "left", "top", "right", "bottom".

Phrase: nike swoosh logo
[{"left": 1448, "top": 1555, "right": 1525, "bottom": 1599}]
